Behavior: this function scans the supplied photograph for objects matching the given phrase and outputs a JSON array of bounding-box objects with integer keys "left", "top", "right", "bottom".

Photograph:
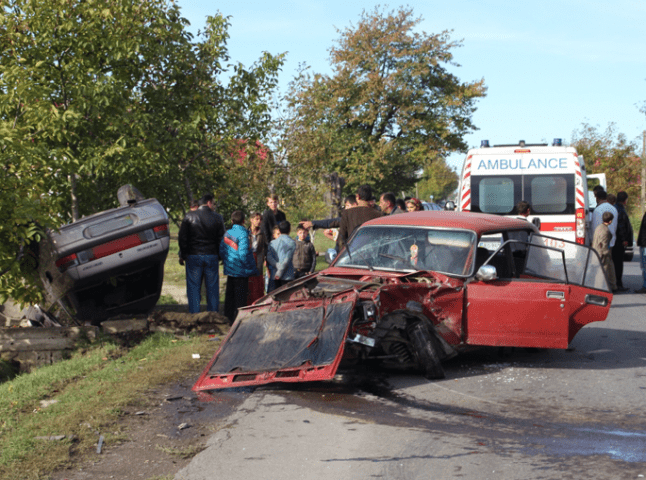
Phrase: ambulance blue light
[
  {"left": 553, "top": 138, "right": 562, "bottom": 146},
  {"left": 480, "top": 140, "right": 490, "bottom": 148}
]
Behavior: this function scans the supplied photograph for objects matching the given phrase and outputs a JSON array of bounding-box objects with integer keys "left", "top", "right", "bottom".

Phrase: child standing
[
  {"left": 266, "top": 221, "right": 296, "bottom": 291},
  {"left": 592, "top": 211, "right": 616, "bottom": 291},
  {"left": 220, "top": 210, "right": 258, "bottom": 324},
  {"left": 293, "top": 224, "right": 317, "bottom": 278}
]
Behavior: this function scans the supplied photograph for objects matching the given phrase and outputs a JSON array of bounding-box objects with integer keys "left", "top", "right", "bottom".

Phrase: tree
[
  {"left": 282, "top": 6, "right": 485, "bottom": 195},
  {"left": 416, "top": 160, "right": 459, "bottom": 203},
  {"left": 0, "top": 0, "right": 284, "bottom": 304},
  {"left": 571, "top": 123, "right": 641, "bottom": 215}
]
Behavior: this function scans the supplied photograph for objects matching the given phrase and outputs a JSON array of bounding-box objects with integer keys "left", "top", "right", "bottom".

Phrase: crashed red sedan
[{"left": 193, "top": 211, "right": 612, "bottom": 393}]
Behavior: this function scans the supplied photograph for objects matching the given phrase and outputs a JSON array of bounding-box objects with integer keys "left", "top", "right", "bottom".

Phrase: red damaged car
[{"left": 193, "top": 211, "right": 612, "bottom": 393}]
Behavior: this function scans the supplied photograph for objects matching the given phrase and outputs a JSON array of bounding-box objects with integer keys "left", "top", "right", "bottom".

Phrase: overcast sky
[{"left": 176, "top": 0, "right": 646, "bottom": 170}]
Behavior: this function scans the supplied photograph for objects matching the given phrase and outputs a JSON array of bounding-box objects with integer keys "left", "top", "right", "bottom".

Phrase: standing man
[
  {"left": 637, "top": 208, "right": 646, "bottom": 294},
  {"left": 591, "top": 190, "right": 618, "bottom": 291},
  {"left": 178, "top": 194, "right": 225, "bottom": 313},
  {"left": 379, "top": 192, "right": 404, "bottom": 215},
  {"left": 261, "top": 194, "right": 286, "bottom": 247},
  {"left": 612, "top": 191, "right": 632, "bottom": 291},
  {"left": 302, "top": 195, "right": 357, "bottom": 252},
  {"left": 338, "top": 185, "right": 383, "bottom": 249}
]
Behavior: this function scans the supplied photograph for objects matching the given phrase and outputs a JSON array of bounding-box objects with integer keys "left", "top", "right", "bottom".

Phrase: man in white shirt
[{"left": 591, "top": 190, "right": 618, "bottom": 291}]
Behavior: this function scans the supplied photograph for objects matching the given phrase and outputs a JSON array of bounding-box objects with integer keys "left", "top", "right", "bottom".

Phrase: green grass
[{"left": 0, "top": 333, "right": 219, "bottom": 480}]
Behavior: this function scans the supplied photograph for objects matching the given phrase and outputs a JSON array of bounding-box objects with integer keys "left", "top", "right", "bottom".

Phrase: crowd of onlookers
[
  {"left": 589, "top": 187, "right": 646, "bottom": 294},
  {"left": 177, "top": 185, "right": 431, "bottom": 323},
  {"left": 177, "top": 184, "right": 646, "bottom": 324}
]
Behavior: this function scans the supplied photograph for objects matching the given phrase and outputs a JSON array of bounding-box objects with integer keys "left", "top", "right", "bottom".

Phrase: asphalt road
[{"left": 176, "top": 260, "right": 646, "bottom": 480}]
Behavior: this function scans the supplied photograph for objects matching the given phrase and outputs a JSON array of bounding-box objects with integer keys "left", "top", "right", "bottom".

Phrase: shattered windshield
[{"left": 334, "top": 225, "right": 477, "bottom": 276}]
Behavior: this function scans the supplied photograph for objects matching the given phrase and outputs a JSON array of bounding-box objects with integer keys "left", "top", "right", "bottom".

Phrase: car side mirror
[
  {"left": 475, "top": 265, "right": 497, "bottom": 281},
  {"left": 325, "top": 248, "right": 337, "bottom": 264},
  {"left": 444, "top": 201, "right": 455, "bottom": 211}
]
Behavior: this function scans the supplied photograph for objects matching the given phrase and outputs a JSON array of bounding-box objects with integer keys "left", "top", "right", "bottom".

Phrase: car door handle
[{"left": 546, "top": 291, "right": 565, "bottom": 300}]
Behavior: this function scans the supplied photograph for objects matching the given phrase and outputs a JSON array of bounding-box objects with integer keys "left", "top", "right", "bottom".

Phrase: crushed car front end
[{"left": 193, "top": 269, "right": 462, "bottom": 395}]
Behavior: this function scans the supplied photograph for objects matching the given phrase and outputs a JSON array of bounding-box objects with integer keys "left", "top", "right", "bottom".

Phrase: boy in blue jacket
[
  {"left": 267, "top": 221, "right": 296, "bottom": 291},
  {"left": 220, "top": 210, "right": 258, "bottom": 324}
]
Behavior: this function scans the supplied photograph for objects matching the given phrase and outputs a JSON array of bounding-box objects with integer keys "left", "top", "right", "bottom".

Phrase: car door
[
  {"left": 466, "top": 278, "right": 572, "bottom": 349},
  {"left": 464, "top": 236, "right": 612, "bottom": 349}
]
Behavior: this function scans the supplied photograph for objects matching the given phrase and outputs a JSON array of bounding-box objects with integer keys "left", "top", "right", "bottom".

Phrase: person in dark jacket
[
  {"left": 637, "top": 208, "right": 646, "bottom": 294},
  {"left": 302, "top": 195, "right": 357, "bottom": 253},
  {"left": 338, "top": 185, "right": 383, "bottom": 249},
  {"left": 178, "top": 194, "right": 225, "bottom": 313},
  {"left": 220, "top": 210, "right": 259, "bottom": 323},
  {"left": 611, "top": 191, "right": 632, "bottom": 291},
  {"left": 261, "top": 194, "right": 286, "bottom": 248},
  {"left": 293, "top": 224, "right": 317, "bottom": 278}
]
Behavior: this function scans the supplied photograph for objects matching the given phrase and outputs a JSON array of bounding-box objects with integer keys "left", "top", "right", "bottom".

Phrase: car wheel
[{"left": 408, "top": 321, "right": 445, "bottom": 380}]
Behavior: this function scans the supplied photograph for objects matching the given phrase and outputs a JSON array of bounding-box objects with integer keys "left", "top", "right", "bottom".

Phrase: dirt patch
[
  {"left": 50, "top": 376, "right": 244, "bottom": 480},
  {"left": 50, "top": 309, "right": 238, "bottom": 480}
]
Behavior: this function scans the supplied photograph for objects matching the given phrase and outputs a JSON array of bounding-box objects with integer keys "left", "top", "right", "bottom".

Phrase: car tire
[{"left": 408, "top": 321, "right": 445, "bottom": 380}]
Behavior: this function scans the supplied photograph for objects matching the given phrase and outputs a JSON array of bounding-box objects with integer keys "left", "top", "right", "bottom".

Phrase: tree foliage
[
  {"left": 0, "top": 0, "right": 284, "bottom": 303},
  {"left": 571, "top": 123, "right": 641, "bottom": 215},
  {"left": 415, "top": 161, "right": 458, "bottom": 203},
  {"left": 282, "top": 6, "right": 485, "bottom": 196}
]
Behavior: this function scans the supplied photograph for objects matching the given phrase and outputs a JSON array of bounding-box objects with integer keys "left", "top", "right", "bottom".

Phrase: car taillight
[
  {"left": 575, "top": 208, "right": 585, "bottom": 244},
  {"left": 153, "top": 223, "right": 169, "bottom": 238},
  {"left": 55, "top": 253, "right": 79, "bottom": 273}
]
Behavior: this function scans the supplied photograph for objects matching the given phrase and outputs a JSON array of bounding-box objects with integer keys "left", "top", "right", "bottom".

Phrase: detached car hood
[{"left": 193, "top": 283, "right": 358, "bottom": 394}]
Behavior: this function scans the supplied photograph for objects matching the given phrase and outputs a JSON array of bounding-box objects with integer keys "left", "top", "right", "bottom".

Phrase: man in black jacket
[
  {"left": 261, "top": 194, "right": 286, "bottom": 248},
  {"left": 612, "top": 191, "right": 632, "bottom": 291},
  {"left": 178, "top": 195, "right": 225, "bottom": 313}
]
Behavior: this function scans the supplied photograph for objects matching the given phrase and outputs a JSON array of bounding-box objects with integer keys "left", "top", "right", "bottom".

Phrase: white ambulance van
[{"left": 457, "top": 139, "right": 594, "bottom": 248}]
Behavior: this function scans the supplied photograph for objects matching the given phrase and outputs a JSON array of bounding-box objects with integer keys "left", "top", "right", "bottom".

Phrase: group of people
[
  {"left": 590, "top": 188, "right": 635, "bottom": 293},
  {"left": 178, "top": 194, "right": 317, "bottom": 324},
  {"left": 302, "top": 185, "right": 428, "bottom": 252},
  {"left": 177, "top": 185, "right": 433, "bottom": 323},
  {"left": 176, "top": 183, "right": 646, "bottom": 324}
]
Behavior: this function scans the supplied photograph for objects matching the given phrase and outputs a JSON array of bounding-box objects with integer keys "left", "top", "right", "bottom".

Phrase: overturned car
[
  {"left": 194, "top": 211, "right": 612, "bottom": 393},
  {"left": 37, "top": 186, "right": 170, "bottom": 324}
]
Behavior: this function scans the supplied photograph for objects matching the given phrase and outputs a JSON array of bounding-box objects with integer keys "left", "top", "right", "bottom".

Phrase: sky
[{"left": 175, "top": 0, "right": 646, "bottom": 171}]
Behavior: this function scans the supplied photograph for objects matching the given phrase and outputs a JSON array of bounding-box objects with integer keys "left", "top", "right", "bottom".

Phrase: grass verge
[{"left": 0, "top": 332, "right": 218, "bottom": 480}]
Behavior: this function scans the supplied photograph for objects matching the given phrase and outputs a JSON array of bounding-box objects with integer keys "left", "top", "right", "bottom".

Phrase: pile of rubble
[{"left": 1, "top": 301, "right": 230, "bottom": 373}]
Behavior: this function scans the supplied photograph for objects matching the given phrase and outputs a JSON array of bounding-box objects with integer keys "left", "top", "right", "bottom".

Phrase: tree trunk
[{"left": 70, "top": 173, "right": 79, "bottom": 222}]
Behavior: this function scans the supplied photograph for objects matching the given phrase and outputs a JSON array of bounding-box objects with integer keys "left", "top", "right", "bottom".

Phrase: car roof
[{"left": 361, "top": 211, "right": 538, "bottom": 236}]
